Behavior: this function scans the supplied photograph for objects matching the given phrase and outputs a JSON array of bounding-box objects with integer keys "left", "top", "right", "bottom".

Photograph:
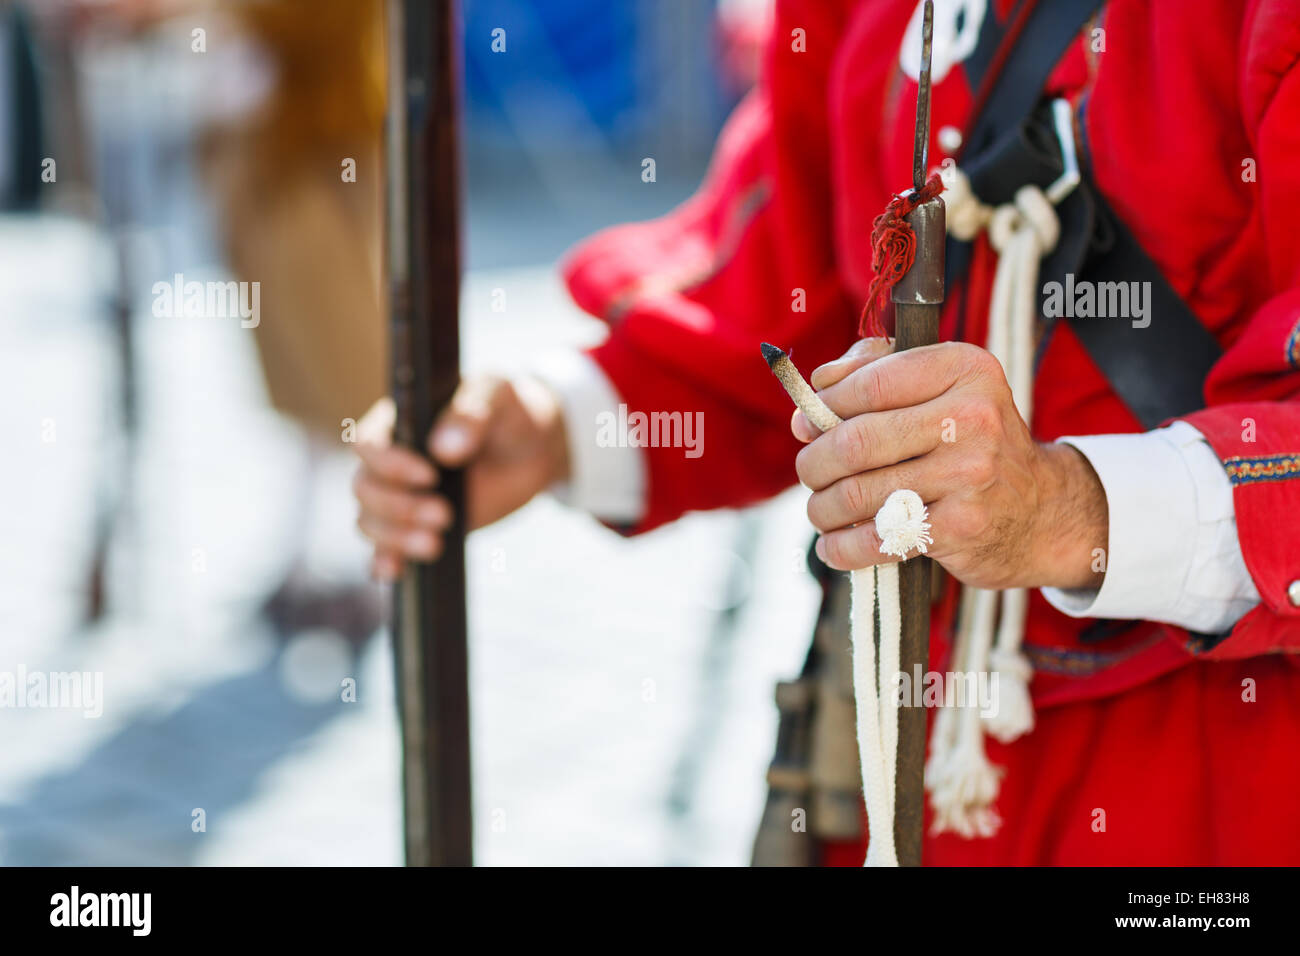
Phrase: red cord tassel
[{"left": 858, "top": 172, "right": 945, "bottom": 338}]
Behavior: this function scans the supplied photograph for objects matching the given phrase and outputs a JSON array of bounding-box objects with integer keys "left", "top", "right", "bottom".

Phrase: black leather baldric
[{"left": 950, "top": 0, "right": 1221, "bottom": 429}]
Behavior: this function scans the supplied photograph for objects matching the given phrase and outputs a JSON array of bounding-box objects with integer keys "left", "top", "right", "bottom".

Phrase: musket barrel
[
  {"left": 386, "top": 0, "right": 473, "bottom": 867},
  {"left": 889, "top": 195, "right": 944, "bottom": 867}
]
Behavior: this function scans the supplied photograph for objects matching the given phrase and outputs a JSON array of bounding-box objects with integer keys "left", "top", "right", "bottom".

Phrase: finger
[
  {"left": 357, "top": 514, "right": 443, "bottom": 562},
  {"left": 814, "top": 520, "right": 901, "bottom": 571},
  {"left": 430, "top": 377, "right": 507, "bottom": 466},
  {"left": 355, "top": 442, "right": 437, "bottom": 488},
  {"left": 353, "top": 472, "right": 453, "bottom": 529},
  {"left": 794, "top": 337, "right": 894, "bottom": 440},
  {"left": 806, "top": 453, "right": 949, "bottom": 533},
  {"left": 356, "top": 396, "right": 397, "bottom": 446},
  {"left": 814, "top": 495, "right": 977, "bottom": 571},
  {"left": 816, "top": 341, "right": 986, "bottom": 421},
  {"left": 371, "top": 548, "right": 404, "bottom": 582},
  {"left": 795, "top": 397, "right": 952, "bottom": 491},
  {"left": 810, "top": 336, "right": 894, "bottom": 390}
]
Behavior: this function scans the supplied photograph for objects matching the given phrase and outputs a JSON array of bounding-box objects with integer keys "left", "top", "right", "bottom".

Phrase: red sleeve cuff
[{"left": 1176, "top": 403, "right": 1300, "bottom": 657}]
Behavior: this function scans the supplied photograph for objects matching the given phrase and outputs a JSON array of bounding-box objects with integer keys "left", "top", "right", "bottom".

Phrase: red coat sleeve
[
  {"left": 560, "top": 1, "right": 865, "bottom": 534},
  {"left": 1176, "top": 1, "right": 1300, "bottom": 657}
]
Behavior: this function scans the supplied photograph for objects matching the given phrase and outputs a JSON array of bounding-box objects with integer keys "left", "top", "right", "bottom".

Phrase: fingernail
[
  {"left": 815, "top": 536, "right": 828, "bottom": 562},
  {"left": 433, "top": 425, "right": 469, "bottom": 460}
]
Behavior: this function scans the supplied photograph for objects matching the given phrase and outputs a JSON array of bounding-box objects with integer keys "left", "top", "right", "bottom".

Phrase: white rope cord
[
  {"left": 924, "top": 168, "right": 1060, "bottom": 835},
  {"left": 763, "top": 347, "right": 930, "bottom": 867},
  {"left": 864, "top": 491, "right": 932, "bottom": 866},
  {"left": 923, "top": 584, "right": 972, "bottom": 793},
  {"left": 980, "top": 180, "right": 1052, "bottom": 744},
  {"left": 876, "top": 563, "right": 901, "bottom": 829},
  {"left": 851, "top": 564, "right": 896, "bottom": 867},
  {"left": 987, "top": 587, "right": 1035, "bottom": 743}
]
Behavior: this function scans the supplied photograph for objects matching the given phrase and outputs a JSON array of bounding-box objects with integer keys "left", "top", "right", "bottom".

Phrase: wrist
[{"left": 1032, "top": 441, "right": 1108, "bottom": 590}]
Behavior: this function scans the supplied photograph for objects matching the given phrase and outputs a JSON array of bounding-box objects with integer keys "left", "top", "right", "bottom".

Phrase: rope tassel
[{"left": 984, "top": 588, "right": 1036, "bottom": 743}]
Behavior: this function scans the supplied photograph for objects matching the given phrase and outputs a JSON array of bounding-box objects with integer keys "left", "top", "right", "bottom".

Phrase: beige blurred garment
[{"left": 200, "top": 0, "right": 387, "bottom": 436}]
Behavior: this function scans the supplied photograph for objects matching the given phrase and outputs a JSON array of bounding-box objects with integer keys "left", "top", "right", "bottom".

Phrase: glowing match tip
[{"left": 760, "top": 342, "right": 787, "bottom": 370}]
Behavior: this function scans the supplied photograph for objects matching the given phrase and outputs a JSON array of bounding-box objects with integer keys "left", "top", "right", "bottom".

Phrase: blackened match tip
[{"left": 760, "top": 342, "right": 787, "bottom": 369}]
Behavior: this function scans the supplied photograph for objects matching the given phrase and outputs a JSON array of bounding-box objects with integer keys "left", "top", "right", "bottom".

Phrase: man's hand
[
  {"left": 793, "top": 339, "right": 1108, "bottom": 591},
  {"left": 352, "top": 376, "right": 569, "bottom": 581}
]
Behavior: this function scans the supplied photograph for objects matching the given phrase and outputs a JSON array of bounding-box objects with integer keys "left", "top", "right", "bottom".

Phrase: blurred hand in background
[{"left": 353, "top": 377, "right": 570, "bottom": 581}]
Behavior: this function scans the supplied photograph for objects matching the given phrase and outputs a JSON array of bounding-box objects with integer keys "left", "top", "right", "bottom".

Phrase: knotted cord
[{"left": 859, "top": 171, "right": 946, "bottom": 338}]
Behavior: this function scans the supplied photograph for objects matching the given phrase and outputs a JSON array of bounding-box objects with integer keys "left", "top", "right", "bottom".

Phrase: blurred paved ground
[{"left": 0, "top": 212, "right": 821, "bottom": 866}]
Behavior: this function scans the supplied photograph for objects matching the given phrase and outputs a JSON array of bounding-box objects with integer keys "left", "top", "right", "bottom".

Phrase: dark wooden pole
[
  {"left": 889, "top": 0, "right": 943, "bottom": 868},
  {"left": 385, "top": 0, "right": 473, "bottom": 867}
]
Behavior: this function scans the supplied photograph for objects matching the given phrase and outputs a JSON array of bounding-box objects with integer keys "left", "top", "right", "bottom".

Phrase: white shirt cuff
[
  {"left": 1041, "top": 421, "right": 1260, "bottom": 634},
  {"left": 528, "top": 351, "right": 647, "bottom": 525}
]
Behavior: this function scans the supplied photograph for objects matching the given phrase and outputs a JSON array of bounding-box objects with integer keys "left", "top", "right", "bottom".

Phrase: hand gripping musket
[
  {"left": 889, "top": 0, "right": 944, "bottom": 867},
  {"left": 385, "top": 0, "right": 473, "bottom": 867}
]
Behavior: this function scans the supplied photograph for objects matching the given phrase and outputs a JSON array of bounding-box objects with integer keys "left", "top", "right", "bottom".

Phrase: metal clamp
[{"left": 1044, "top": 97, "right": 1081, "bottom": 204}]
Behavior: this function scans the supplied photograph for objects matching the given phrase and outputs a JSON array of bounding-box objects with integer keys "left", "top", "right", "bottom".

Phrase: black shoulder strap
[
  {"left": 946, "top": 1, "right": 1105, "bottom": 312},
  {"left": 962, "top": 0, "right": 1105, "bottom": 162},
  {"left": 953, "top": 0, "right": 1221, "bottom": 429},
  {"left": 1067, "top": 104, "right": 1224, "bottom": 429}
]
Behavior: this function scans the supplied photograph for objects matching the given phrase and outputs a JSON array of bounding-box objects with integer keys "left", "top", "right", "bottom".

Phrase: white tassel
[
  {"left": 924, "top": 585, "right": 974, "bottom": 795},
  {"left": 875, "top": 489, "right": 933, "bottom": 557},
  {"left": 983, "top": 588, "right": 1035, "bottom": 742},
  {"left": 927, "top": 586, "right": 1003, "bottom": 837}
]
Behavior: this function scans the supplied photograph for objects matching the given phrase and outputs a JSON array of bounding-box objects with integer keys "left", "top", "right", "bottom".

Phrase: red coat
[{"left": 563, "top": 0, "right": 1300, "bottom": 863}]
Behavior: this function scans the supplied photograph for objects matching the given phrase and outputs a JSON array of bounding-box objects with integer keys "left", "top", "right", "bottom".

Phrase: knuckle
[
  {"left": 964, "top": 397, "right": 1003, "bottom": 438},
  {"left": 832, "top": 419, "right": 871, "bottom": 469},
  {"left": 841, "top": 475, "right": 867, "bottom": 518},
  {"left": 958, "top": 342, "right": 998, "bottom": 377},
  {"left": 957, "top": 451, "right": 996, "bottom": 489},
  {"left": 371, "top": 447, "right": 401, "bottom": 477},
  {"left": 852, "top": 365, "right": 888, "bottom": 411},
  {"left": 951, "top": 502, "right": 992, "bottom": 541},
  {"left": 392, "top": 492, "right": 419, "bottom": 523}
]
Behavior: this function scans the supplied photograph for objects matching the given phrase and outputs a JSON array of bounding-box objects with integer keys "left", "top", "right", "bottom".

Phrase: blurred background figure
[{"left": 1, "top": 0, "right": 814, "bottom": 865}]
